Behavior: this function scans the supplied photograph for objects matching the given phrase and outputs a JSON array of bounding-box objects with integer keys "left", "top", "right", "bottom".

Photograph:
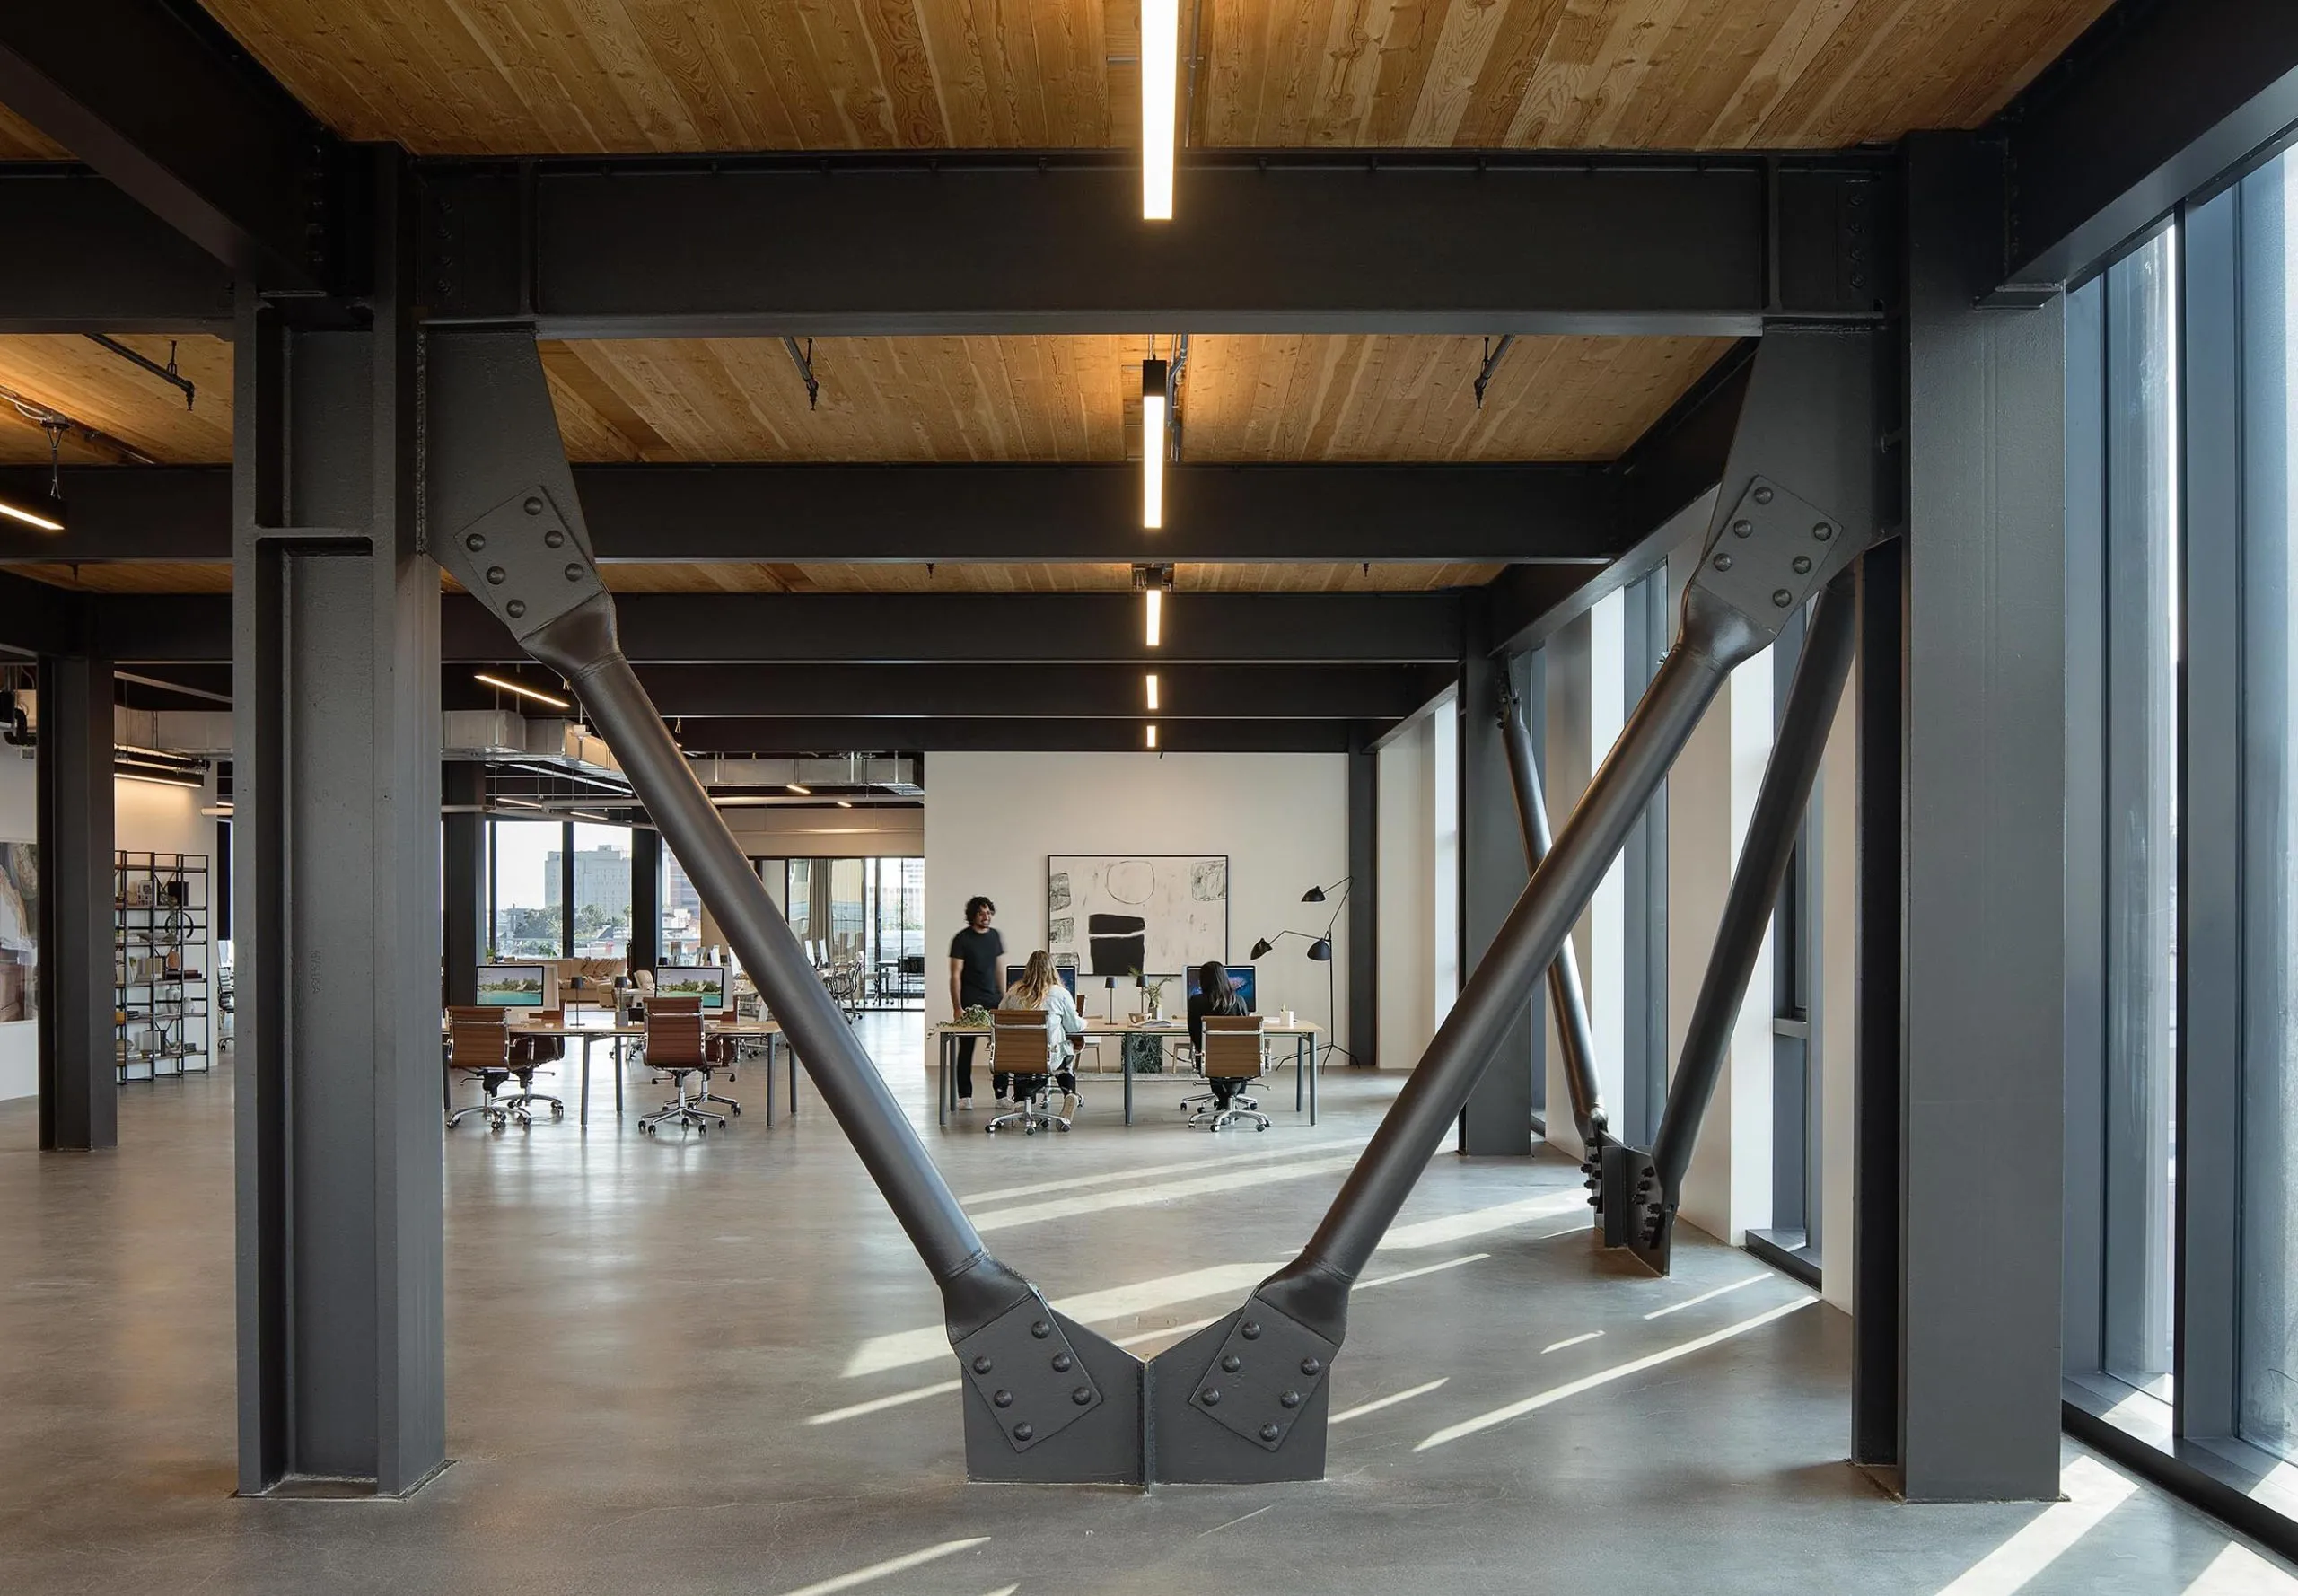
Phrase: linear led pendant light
[
  {"left": 473, "top": 671, "right": 570, "bottom": 709},
  {"left": 1143, "top": 0, "right": 1179, "bottom": 219},
  {"left": 1135, "top": 563, "right": 1171, "bottom": 646},
  {"left": 1145, "top": 672, "right": 1160, "bottom": 711},
  {"left": 0, "top": 420, "right": 69, "bottom": 532},
  {"left": 1142, "top": 356, "right": 1168, "bottom": 529}
]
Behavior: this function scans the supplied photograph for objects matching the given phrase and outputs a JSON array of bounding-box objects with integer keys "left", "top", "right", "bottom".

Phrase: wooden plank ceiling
[
  {"left": 0, "top": 102, "right": 64, "bottom": 159},
  {"left": 180, "top": 0, "right": 2110, "bottom": 155},
  {"left": 0, "top": 336, "right": 233, "bottom": 465}
]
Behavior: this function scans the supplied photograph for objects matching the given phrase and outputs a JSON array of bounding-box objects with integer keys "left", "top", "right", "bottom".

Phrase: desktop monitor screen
[
  {"left": 1186, "top": 965, "right": 1259, "bottom": 1013},
  {"left": 653, "top": 963, "right": 732, "bottom": 1011},
  {"left": 476, "top": 964, "right": 548, "bottom": 1008},
  {"left": 1004, "top": 964, "right": 1079, "bottom": 997}
]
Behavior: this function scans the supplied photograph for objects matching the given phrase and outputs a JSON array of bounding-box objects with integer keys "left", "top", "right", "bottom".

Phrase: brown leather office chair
[
  {"left": 446, "top": 1006, "right": 519, "bottom": 1131},
  {"left": 504, "top": 1007, "right": 566, "bottom": 1121},
  {"left": 640, "top": 995, "right": 736, "bottom": 1135},
  {"left": 1197, "top": 1015, "right": 1270, "bottom": 1133},
  {"left": 985, "top": 1007, "right": 1074, "bottom": 1135}
]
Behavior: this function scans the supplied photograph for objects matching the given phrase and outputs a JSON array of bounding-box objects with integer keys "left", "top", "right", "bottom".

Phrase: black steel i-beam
[
  {"left": 1606, "top": 570, "right": 1859, "bottom": 1275},
  {"left": 1495, "top": 675, "right": 1609, "bottom": 1157}
]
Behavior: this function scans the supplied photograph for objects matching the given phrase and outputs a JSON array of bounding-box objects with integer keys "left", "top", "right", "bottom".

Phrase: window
[
  {"left": 489, "top": 820, "right": 562, "bottom": 959},
  {"left": 567, "top": 823, "right": 632, "bottom": 960}
]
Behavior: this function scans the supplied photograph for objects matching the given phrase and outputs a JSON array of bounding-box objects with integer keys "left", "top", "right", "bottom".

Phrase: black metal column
[
  {"left": 629, "top": 826, "right": 662, "bottom": 974},
  {"left": 442, "top": 762, "right": 483, "bottom": 1005},
  {"left": 232, "top": 149, "right": 446, "bottom": 1498},
  {"left": 1894, "top": 131, "right": 2066, "bottom": 1502},
  {"left": 37, "top": 650, "right": 115, "bottom": 1151},
  {"left": 1457, "top": 597, "right": 1535, "bottom": 1155},
  {"left": 1346, "top": 727, "right": 1374, "bottom": 1069}
]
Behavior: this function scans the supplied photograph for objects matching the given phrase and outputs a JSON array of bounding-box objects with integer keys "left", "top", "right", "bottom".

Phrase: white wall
[
  {"left": 1376, "top": 711, "right": 1437, "bottom": 1073},
  {"left": 1430, "top": 689, "right": 1460, "bottom": 1030},
  {"left": 922, "top": 751, "right": 1349, "bottom": 1051},
  {"left": 1542, "top": 611, "right": 1594, "bottom": 1153},
  {"left": 1818, "top": 662, "right": 1859, "bottom": 1313},
  {"left": 0, "top": 758, "right": 219, "bottom": 1102}
]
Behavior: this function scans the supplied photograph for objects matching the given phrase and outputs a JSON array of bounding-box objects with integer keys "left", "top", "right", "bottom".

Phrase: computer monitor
[
  {"left": 1005, "top": 964, "right": 1079, "bottom": 997},
  {"left": 653, "top": 963, "right": 732, "bottom": 1011},
  {"left": 1186, "top": 965, "right": 1259, "bottom": 1013},
  {"left": 476, "top": 963, "right": 549, "bottom": 1009}
]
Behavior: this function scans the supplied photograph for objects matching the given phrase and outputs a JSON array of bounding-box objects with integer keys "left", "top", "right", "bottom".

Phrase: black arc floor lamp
[{"left": 1250, "top": 876, "right": 1352, "bottom": 1066}]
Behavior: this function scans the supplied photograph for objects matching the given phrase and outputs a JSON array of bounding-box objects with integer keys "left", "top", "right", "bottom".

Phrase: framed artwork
[
  {"left": 1047, "top": 855, "right": 1228, "bottom": 977},
  {"left": 0, "top": 839, "right": 36, "bottom": 1023}
]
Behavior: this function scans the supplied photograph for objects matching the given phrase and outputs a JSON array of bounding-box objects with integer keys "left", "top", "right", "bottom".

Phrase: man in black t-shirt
[{"left": 947, "top": 895, "right": 1004, "bottom": 1108}]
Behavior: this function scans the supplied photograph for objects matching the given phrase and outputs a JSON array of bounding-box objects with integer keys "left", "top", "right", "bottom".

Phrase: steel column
[
  {"left": 1346, "top": 729, "right": 1375, "bottom": 1070},
  {"left": 37, "top": 651, "right": 116, "bottom": 1151},
  {"left": 232, "top": 150, "right": 446, "bottom": 1497},
  {"left": 629, "top": 827, "right": 662, "bottom": 974},
  {"left": 1618, "top": 573, "right": 1856, "bottom": 1273},
  {"left": 442, "top": 762, "right": 484, "bottom": 1005},
  {"left": 1457, "top": 602, "right": 1536, "bottom": 1156},
  {"left": 1896, "top": 132, "right": 2066, "bottom": 1502},
  {"left": 1496, "top": 670, "right": 1606, "bottom": 1153}
]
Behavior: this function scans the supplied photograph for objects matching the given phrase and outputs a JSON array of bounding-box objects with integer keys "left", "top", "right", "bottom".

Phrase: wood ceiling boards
[
  {"left": 0, "top": 102, "right": 65, "bottom": 159},
  {"left": 545, "top": 334, "right": 1731, "bottom": 463},
  {"left": 186, "top": 0, "right": 2112, "bottom": 155},
  {"left": 0, "top": 336, "right": 232, "bottom": 465}
]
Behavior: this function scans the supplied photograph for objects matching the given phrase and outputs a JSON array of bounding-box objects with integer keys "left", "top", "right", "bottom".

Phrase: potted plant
[{"left": 1134, "top": 969, "right": 1172, "bottom": 1022}]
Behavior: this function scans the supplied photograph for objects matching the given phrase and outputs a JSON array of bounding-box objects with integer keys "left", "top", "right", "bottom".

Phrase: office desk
[
  {"left": 930, "top": 1020, "right": 1322, "bottom": 1128},
  {"left": 443, "top": 1015, "right": 791, "bottom": 1127}
]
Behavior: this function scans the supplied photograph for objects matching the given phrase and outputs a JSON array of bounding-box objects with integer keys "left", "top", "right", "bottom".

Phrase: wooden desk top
[
  {"left": 931, "top": 1019, "right": 1321, "bottom": 1038},
  {"left": 443, "top": 1015, "right": 779, "bottom": 1037}
]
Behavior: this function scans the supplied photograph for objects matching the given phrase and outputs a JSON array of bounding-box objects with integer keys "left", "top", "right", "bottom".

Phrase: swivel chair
[
  {"left": 504, "top": 1006, "right": 566, "bottom": 1121},
  {"left": 446, "top": 1006, "right": 519, "bottom": 1130},
  {"left": 1197, "top": 1015, "right": 1271, "bottom": 1132},
  {"left": 985, "top": 1007, "right": 1076, "bottom": 1135},
  {"left": 639, "top": 995, "right": 736, "bottom": 1135}
]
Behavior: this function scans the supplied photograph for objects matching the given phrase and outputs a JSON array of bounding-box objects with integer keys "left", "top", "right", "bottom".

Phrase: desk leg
[
  {"left": 937, "top": 1036, "right": 948, "bottom": 1128},
  {"left": 1123, "top": 1039, "right": 1134, "bottom": 1127},
  {"left": 1296, "top": 1038, "right": 1305, "bottom": 1113},
  {"left": 766, "top": 1036, "right": 776, "bottom": 1127},
  {"left": 615, "top": 1037, "right": 624, "bottom": 1118},
  {"left": 580, "top": 1037, "right": 592, "bottom": 1127},
  {"left": 788, "top": 1040, "right": 798, "bottom": 1118},
  {"left": 1308, "top": 1038, "right": 1318, "bottom": 1126}
]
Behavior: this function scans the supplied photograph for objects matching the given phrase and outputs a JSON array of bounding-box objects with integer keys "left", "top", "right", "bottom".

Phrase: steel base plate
[
  {"left": 959, "top": 1308, "right": 1144, "bottom": 1485},
  {"left": 1146, "top": 1305, "right": 1335, "bottom": 1483}
]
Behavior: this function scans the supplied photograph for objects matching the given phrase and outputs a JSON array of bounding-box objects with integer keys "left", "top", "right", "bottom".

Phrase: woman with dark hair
[{"left": 1187, "top": 960, "right": 1252, "bottom": 1115}]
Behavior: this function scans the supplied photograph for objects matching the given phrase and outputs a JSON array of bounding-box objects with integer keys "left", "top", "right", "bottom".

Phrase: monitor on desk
[
  {"left": 1004, "top": 964, "right": 1078, "bottom": 997},
  {"left": 476, "top": 963, "right": 552, "bottom": 1009},
  {"left": 1186, "top": 965, "right": 1259, "bottom": 1013},
  {"left": 653, "top": 963, "right": 731, "bottom": 1011}
]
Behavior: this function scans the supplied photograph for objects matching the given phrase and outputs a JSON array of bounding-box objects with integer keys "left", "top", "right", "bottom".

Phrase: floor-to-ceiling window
[
  {"left": 489, "top": 819, "right": 563, "bottom": 959},
  {"left": 567, "top": 822, "right": 633, "bottom": 960}
]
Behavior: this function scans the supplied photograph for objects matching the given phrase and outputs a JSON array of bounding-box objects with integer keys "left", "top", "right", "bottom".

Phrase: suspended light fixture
[
  {"left": 0, "top": 419, "right": 68, "bottom": 532},
  {"left": 1142, "top": 0, "right": 1179, "bottom": 220},
  {"left": 1145, "top": 672, "right": 1160, "bottom": 711},
  {"left": 473, "top": 671, "right": 570, "bottom": 709},
  {"left": 786, "top": 782, "right": 812, "bottom": 795},
  {"left": 1146, "top": 723, "right": 1158, "bottom": 750},
  {"left": 1135, "top": 563, "right": 1172, "bottom": 648},
  {"left": 1142, "top": 356, "right": 1168, "bottom": 529}
]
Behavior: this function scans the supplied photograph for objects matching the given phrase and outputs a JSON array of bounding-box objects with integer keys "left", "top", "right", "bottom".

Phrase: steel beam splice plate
[
  {"left": 1187, "top": 1300, "right": 1337, "bottom": 1453},
  {"left": 953, "top": 1294, "right": 1106, "bottom": 1457}
]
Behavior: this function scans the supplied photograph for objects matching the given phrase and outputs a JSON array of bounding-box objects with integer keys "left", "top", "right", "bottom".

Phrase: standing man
[{"left": 948, "top": 895, "right": 1004, "bottom": 1109}]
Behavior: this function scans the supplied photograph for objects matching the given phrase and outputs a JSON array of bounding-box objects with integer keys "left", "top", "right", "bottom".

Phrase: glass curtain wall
[
  {"left": 567, "top": 822, "right": 633, "bottom": 960},
  {"left": 489, "top": 820, "right": 563, "bottom": 958}
]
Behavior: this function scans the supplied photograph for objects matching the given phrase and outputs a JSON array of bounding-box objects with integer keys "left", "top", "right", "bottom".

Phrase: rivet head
[
  {"left": 1280, "top": 1390, "right": 1302, "bottom": 1409},
  {"left": 1241, "top": 1321, "right": 1262, "bottom": 1340},
  {"left": 1259, "top": 1423, "right": 1282, "bottom": 1443},
  {"left": 1200, "top": 1387, "right": 1222, "bottom": 1407},
  {"left": 1772, "top": 590, "right": 1794, "bottom": 608},
  {"left": 1031, "top": 1320, "right": 1051, "bottom": 1339},
  {"left": 1792, "top": 555, "right": 1812, "bottom": 574},
  {"left": 564, "top": 563, "right": 584, "bottom": 582},
  {"left": 1072, "top": 1386, "right": 1093, "bottom": 1406},
  {"left": 505, "top": 600, "right": 527, "bottom": 619},
  {"left": 485, "top": 566, "right": 506, "bottom": 585},
  {"left": 993, "top": 1389, "right": 1014, "bottom": 1408},
  {"left": 972, "top": 1355, "right": 993, "bottom": 1374},
  {"left": 1013, "top": 1422, "right": 1033, "bottom": 1442},
  {"left": 523, "top": 497, "right": 543, "bottom": 516},
  {"left": 1051, "top": 1353, "right": 1073, "bottom": 1372},
  {"left": 544, "top": 528, "right": 566, "bottom": 548},
  {"left": 464, "top": 533, "right": 486, "bottom": 552},
  {"left": 1713, "top": 553, "right": 1733, "bottom": 572},
  {"left": 1753, "top": 486, "right": 1775, "bottom": 505},
  {"left": 1813, "top": 522, "right": 1833, "bottom": 541},
  {"left": 1732, "top": 519, "right": 1753, "bottom": 538},
  {"left": 1300, "top": 1357, "right": 1322, "bottom": 1376},
  {"left": 1221, "top": 1355, "right": 1242, "bottom": 1373}
]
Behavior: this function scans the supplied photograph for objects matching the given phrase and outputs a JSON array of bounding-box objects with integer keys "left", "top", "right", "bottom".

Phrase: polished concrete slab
[{"left": 0, "top": 1012, "right": 2289, "bottom": 1594}]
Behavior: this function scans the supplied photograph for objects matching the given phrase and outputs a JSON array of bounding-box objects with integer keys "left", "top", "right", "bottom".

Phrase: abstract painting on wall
[
  {"left": 1047, "top": 855, "right": 1228, "bottom": 978},
  {"left": 0, "top": 840, "right": 37, "bottom": 1023}
]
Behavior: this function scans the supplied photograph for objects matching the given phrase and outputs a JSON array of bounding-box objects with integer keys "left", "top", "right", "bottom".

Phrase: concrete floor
[{"left": 1, "top": 1013, "right": 2290, "bottom": 1595}]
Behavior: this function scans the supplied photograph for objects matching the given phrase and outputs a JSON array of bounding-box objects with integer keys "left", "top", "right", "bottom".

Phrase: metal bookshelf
[{"left": 115, "top": 851, "right": 210, "bottom": 1081}]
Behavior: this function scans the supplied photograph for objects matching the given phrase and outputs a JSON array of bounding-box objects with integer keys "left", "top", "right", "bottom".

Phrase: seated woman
[
  {"left": 1187, "top": 960, "right": 1252, "bottom": 1112},
  {"left": 1000, "top": 951, "right": 1086, "bottom": 1114}
]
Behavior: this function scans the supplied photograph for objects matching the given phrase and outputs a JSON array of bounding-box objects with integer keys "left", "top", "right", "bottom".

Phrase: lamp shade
[
  {"left": 1250, "top": 937, "right": 1274, "bottom": 959},
  {"left": 1307, "top": 938, "right": 1334, "bottom": 961},
  {"left": 1301, "top": 886, "right": 1326, "bottom": 903}
]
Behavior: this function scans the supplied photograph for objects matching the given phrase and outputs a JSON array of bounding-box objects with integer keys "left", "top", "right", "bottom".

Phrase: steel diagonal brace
[
  {"left": 1495, "top": 675, "right": 1611, "bottom": 1170},
  {"left": 425, "top": 329, "right": 1143, "bottom": 1485},
  {"left": 1145, "top": 327, "right": 1883, "bottom": 1482},
  {"left": 1605, "top": 569, "right": 1859, "bottom": 1276}
]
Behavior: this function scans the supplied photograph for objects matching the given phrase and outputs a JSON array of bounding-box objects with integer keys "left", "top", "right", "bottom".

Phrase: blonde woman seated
[{"left": 1001, "top": 951, "right": 1086, "bottom": 1116}]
